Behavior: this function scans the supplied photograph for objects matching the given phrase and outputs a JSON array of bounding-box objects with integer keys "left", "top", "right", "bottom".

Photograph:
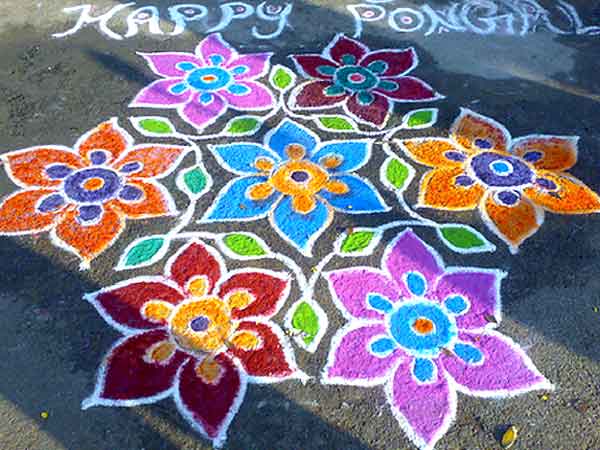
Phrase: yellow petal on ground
[
  {"left": 321, "top": 155, "right": 343, "bottom": 169},
  {"left": 286, "top": 144, "right": 306, "bottom": 160},
  {"left": 254, "top": 157, "right": 275, "bottom": 172},
  {"left": 195, "top": 357, "right": 222, "bottom": 384},
  {"left": 324, "top": 179, "right": 350, "bottom": 195},
  {"left": 141, "top": 300, "right": 174, "bottom": 323},
  {"left": 291, "top": 194, "right": 317, "bottom": 214},
  {"left": 226, "top": 290, "right": 254, "bottom": 310},
  {"left": 501, "top": 425, "right": 518, "bottom": 449},
  {"left": 230, "top": 330, "right": 261, "bottom": 350},
  {"left": 187, "top": 275, "right": 210, "bottom": 298},
  {"left": 144, "top": 340, "right": 176, "bottom": 364},
  {"left": 248, "top": 182, "right": 275, "bottom": 200}
]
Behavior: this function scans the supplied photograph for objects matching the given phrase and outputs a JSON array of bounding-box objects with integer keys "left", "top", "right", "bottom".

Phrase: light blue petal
[
  {"left": 406, "top": 272, "right": 427, "bottom": 296},
  {"left": 413, "top": 358, "right": 436, "bottom": 383},
  {"left": 367, "top": 294, "right": 394, "bottom": 313},
  {"left": 320, "top": 175, "right": 388, "bottom": 214},
  {"left": 444, "top": 295, "right": 468, "bottom": 315},
  {"left": 271, "top": 196, "right": 330, "bottom": 255},
  {"left": 311, "top": 141, "right": 370, "bottom": 173},
  {"left": 266, "top": 119, "right": 318, "bottom": 160},
  {"left": 213, "top": 144, "right": 280, "bottom": 175},
  {"left": 204, "top": 176, "right": 279, "bottom": 221},
  {"left": 454, "top": 342, "right": 483, "bottom": 364},
  {"left": 370, "top": 337, "right": 397, "bottom": 356}
]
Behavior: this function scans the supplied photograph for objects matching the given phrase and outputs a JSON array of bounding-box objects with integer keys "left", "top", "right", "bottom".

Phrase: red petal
[
  {"left": 167, "top": 241, "right": 224, "bottom": 294},
  {"left": 290, "top": 80, "right": 346, "bottom": 109},
  {"left": 291, "top": 54, "right": 337, "bottom": 79},
  {"left": 227, "top": 321, "right": 296, "bottom": 380},
  {"left": 346, "top": 92, "right": 390, "bottom": 128},
  {"left": 219, "top": 271, "right": 290, "bottom": 319},
  {"left": 375, "top": 76, "right": 438, "bottom": 101},
  {"left": 86, "top": 330, "right": 187, "bottom": 404},
  {"left": 360, "top": 48, "right": 417, "bottom": 76},
  {"left": 77, "top": 119, "right": 132, "bottom": 164},
  {"left": 111, "top": 180, "right": 177, "bottom": 219},
  {"left": 0, "top": 189, "right": 59, "bottom": 234},
  {"left": 88, "top": 278, "right": 184, "bottom": 332},
  {"left": 328, "top": 35, "right": 369, "bottom": 65},
  {"left": 176, "top": 354, "right": 245, "bottom": 443},
  {"left": 113, "top": 145, "right": 186, "bottom": 179}
]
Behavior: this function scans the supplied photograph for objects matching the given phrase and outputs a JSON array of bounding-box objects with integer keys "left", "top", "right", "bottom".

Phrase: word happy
[{"left": 52, "top": 2, "right": 292, "bottom": 40}]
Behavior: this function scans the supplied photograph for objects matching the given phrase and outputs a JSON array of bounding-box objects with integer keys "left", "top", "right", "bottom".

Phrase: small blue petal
[
  {"left": 341, "top": 54, "right": 356, "bottom": 65},
  {"left": 119, "top": 185, "right": 143, "bottom": 202},
  {"left": 45, "top": 164, "right": 73, "bottom": 179},
  {"left": 367, "top": 60, "right": 388, "bottom": 74},
  {"left": 317, "top": 65, "right": 336, "bottom": 76},
  {"left": 357, "top": 91, "right": 374, "bottom": 106},
  {"left": 213, "top": 144, "right": 280, "bottom": 174},
  {"left": 324, "top": 84, "right": 345, "bottom": 96},
  {"left": 272, "top": 196, "right": 330, "bottom": 255},
  {"left": 377, "top": 80, "right": 398, "bottom": 92},
  {"left": 205, "top": 176, "right": 279, "bottom": 221},
  {"left": 370, "top": 337, "right": 396, "bottom": 356},
  {"left": 231, "top": 65, "right": 248, "bottom": 75},
  {"left": 176, "top": 61, "right": 198, "bottom": 71},
  {"left": 413, "top": 358, "right": 436, "bottom": 383},
  {"left": 209, "top": 54, "right": 224, "bottom": 66},
  {"left": 444, "top": 295, "right": 468, "bottom": 315},
  {"left": 90, "top": 150, "right": 108, "bottom": 165},
  {"left": 37, "top": 193, "right": 65, "bottom": 213},
  {"left": 454, "top": 343, "right": 483, "bottom": 364},
  {"left": 119, "top": 162, "right": 142, "bottom": 174},
  {"left": 169, "top": 82, "right": 189, "bottom": 95},
  {"left": 267, "top": 120, "right": 318, "bottom": 160},
  {"left": 367, "top": 294, "right": 393, "bottom": 313},
  {"left": 227, "top": 83, "right": 250, "bottom": 95},
  {"left": 78, "top": 204, "right": 103, "bottom": 223},
  {"left": 320, "top": 175, "right": 388, "bottom": 213},
  {"left": 406, "top": 272, "right": 426, "bottom": 296},
  {"left": 199, "top": 92, "right": 213, "bottom": 104},
  {"left": 311, "top": 141, "right": 369, "bottom": 173}
]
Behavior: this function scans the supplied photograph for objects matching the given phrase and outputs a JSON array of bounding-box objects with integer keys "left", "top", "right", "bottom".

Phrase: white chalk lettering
[
  {"left": 168, "top": 4, "right": 208, "bottom": 36},
  {"left": 125, "top": 6, "right": 163, "bottom": 38},
  {"left": 52, "top": 3, "right": 135, "bottom": 40}
]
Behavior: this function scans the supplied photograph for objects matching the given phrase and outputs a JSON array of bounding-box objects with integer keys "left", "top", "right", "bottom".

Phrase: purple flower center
[
  {"left": 63, "top": 168, "right": 122, "bottom": 203},
  {"left": 470, "top": 152, "right": 533, "bottom": 188},
  {"left": 190, "top": 316, "right": 210, "bottom": 332},
  {"left": 291, "top": 170, "right": 310, "bottom": 182}
]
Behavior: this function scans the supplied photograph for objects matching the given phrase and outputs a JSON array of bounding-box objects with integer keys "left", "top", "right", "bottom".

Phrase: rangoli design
[{"left": 1, "top": 28, "right": 595, "bottom": 449}]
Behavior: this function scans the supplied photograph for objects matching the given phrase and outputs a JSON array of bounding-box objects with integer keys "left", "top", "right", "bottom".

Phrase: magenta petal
[
  {"left": 385, "top": 229, "right": 444, "bottom": 297},
  {"left": 180, "top": 92, "right": 227, "bottom": 130},
  {"left": 434, "top": 270, "right": 502, "bottom": 330},
  {"left": 387, "top": 358, "right": 456, "bottom": 449},
  {"left": 324, "top": 324, "right": 403, "bottom": 385},
  {"left": 291, "top": 80, "right": 347, "bottom": 109},
  {"left": 328, "top": 35, "right": 369, "bottom": 65},
  {"left": 442, "top": 331, "right": 552, "bottom": 396},
  {"left": 327, "top": 268, "right": 401, "bottom": 320},
  {"left": 175, "top": 354, "right": 246, "bottom": 446},
  {"left": 291, "top": 54, "right": 338, "bottom": 79},
  {"left": 345, "top": 92, "right": 390, "bottom": 128},
  {"left": 360, "top": 49, "right": 417, "bottom": 76},
  {"left": 139, "top": 52, "right": 203, "bottom": 78},
  {"left": 83, "top": 330, "right": 188, "bottom": 406},
  {"left": 220, "top": 81, "right": 274, "bottom": 110},
  {"left": 226, "top": 53, "right": 272, "bottom": 80},
  {"left": 375, "top": 76, "right": 439, "bottom": 101},
  {"left": 131, "top": 79, "right": 191, "bottom": 107},
  {"left": 196, "top": 33, "right": 236, "bottom": 66}
]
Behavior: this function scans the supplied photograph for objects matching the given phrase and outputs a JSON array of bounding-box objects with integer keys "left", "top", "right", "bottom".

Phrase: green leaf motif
[
  {"left": 223, "top": 233, "right": 267, "bottom": 257},
  {"left": 181, "top": 167, "right": 207, "bottom": 195},
  {"left": 226, "top": 117, "right": 261, "bottom": 135},
  {"left": 341, "top": 231, "right": 375, "bottom": 253},
  {"left": 438, "top": 225, "right": 495, "bottom": 253},
  {"left": 270, "top": 65, "right": 295, "bottom": 91},
  {"left": 318, "top": 116, "right": 356, "bottom": 131},
  {"left": 291, "top": 302, "right": 319, "bottom": 346},
  {"left": 123, "top": 237, "right": 166, "bottom": 267},
  {"left": 385, "top": 158, "right": 411, "bottom": 190},
  {"left": 138, "top": 117, "right": 174, "bottom": 134},
  {"left": 404, "top": 108, "right": 437, "bottom": 128}
]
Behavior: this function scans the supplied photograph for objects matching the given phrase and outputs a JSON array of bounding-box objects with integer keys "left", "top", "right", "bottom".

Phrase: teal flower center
[
  {"left": 187, "top": 67, "right": 231, "bottom": 92},
  {"left": 334, "top": 65, "right": 378, "bottom": 92}
]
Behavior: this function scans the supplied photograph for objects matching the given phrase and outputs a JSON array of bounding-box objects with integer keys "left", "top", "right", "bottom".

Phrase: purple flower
[
  {"left": 131, "top": 33, "right": 275, "bottom": 130},
  {"left": 323, "top": 229, "right": 552, "bottom": 450}
]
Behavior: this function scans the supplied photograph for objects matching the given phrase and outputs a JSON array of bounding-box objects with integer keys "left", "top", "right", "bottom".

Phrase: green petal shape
[
  {"left": 437, "top": 225, "right": 495, "bottom": 253},
  {"left": 291, "top": 301, "right": 319, "bottom": 346},
  {"left": 223, "top": 233, "right": 267, "bottom": 257},
  {"left": 340, "top": 231, "right": 375, "bottom": 253},
  {"left": 385, "top": 158, "right": 411, "bottom": 191},
  {"left": 318, "top": 115, "right": 356, "bottom": 131},
  {"left": 225, "top": 116, "right": 261, "bottom": 135},
  {"left": 404, "top": 108, "right": 438, "bottom": 128},
  {"left": 270, "top": 65, "right": 295, "bottom": 91},
  {"left": 122, "top": 237, "right": 166, "bottom": 268},
  {"left": 133, "top": 117, "right": 176, "bottom": 135}
]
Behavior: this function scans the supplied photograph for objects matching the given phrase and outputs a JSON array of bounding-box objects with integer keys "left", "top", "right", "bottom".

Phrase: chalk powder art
[{"left": 2, "top": 23, "right": 599, "bottom": 448}]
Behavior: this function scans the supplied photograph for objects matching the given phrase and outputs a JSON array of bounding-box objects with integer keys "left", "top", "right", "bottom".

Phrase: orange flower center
[
  {"left": 269, "top": 160, "right": 329, "bottom": 197},
  {"left": 412, "top": 317, "right": 435, "bottom": 335},
  {"left": 83, "top": 177, "right": 105, "bottom": 191}
]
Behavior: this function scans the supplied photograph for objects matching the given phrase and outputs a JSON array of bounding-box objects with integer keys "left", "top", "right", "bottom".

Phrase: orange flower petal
[
  {"left": 0, "top": 189, "right": 59, "bottom": 234},
  {"left": 2, "top": 147, "right": 83, "bottom": 188},
  {"left": 76, "top": 119, "right": 132, "bottom": 164},
  {"left": 418, "top": 167, "right": 484, "bottom": 211},
  {"left": 450, "top": 109, "right": 511, "bottom": 154},
  {"left": 400, "top": 138, "right": 468, "bottom": 167},
  {"left": 511, "top": 135, "right": 578, "bottom": 171},
  {"left": 292, "top": 194, "right": 317, "bottom": 214},
  {"left": 524, "top": 171, "right": 600, "bottom": 214},
  {"left": 53, "top": 205, "right": 125, "bottom": 262},
  {"left": 113, "top": 145, "right": 186, "bottom": 178},
  {"left": 111, "top": 180, "right": 177, "bottom": 218},
  {"left": 286, "top": 144, "right": 306, "bottom": 161},
  {"left": 481, "top": 191, "right": 544, "bottom": 252},
  {"left": 324, "top": 179, "right": 350, "bottom": 195},
  {"left": 247, "top": 182, "right": 274, "bottom": 201}
]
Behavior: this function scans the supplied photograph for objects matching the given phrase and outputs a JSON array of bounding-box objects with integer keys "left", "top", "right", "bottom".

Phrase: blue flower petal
[
  {"left": 320, "top": 175, "right": 389, "bottom": 214},
  {"left": 370, "top": 337, "right": 397, "bottom": 356},
  {"left": 453, "top": 342, "right": 483, "bottom": 365},
  {"left": 266, "top": 119, "right": 318, "bottom": 160},
  {"left": 204, "top": 176, "right": 279, "bottom": 221},
  {"left": 367, "top": 294, "right": 394, "bottom": 313},
  {"left": 311, "top": 141, "right": 370, "bottom": 173},
  {"left": 406, "top": 272, "right": 427, "bottom": 296},
  {"left": 212, "top": 144, "right": 280, "bottom": 175},
  {"left": 270, "top": 196, "right": 331, "bottom": 255},
  {"left": 413, "top": 358, "right": 437, "bottom": 383}
]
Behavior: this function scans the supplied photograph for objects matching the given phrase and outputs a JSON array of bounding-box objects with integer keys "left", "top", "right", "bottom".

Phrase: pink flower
[
  {"left": 131, "top": 33, "right": 274, "bottom": 130},
  {"left": 290, "top": 34, "right": 441, "bottom": 128}
]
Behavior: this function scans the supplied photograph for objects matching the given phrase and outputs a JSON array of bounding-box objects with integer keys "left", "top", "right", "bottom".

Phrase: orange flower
[
  {"left": 0, "top": 118, "right": 186, "bottom": 266},
  {"left": 400, "top": 109, "right": 600, "bottom": 252}
]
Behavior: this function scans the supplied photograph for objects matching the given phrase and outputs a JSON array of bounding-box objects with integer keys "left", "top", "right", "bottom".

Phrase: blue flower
[{"left": 203, "top": 119, "right": 388, "bottom": 255}]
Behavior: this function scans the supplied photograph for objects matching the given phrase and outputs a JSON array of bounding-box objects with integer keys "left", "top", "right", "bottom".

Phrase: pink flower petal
[
  {"left": 83, "top": 330, "right": 188, "bottom": 406},
  {"left": 359, "top": 48, "right": 417, "bottom": 77},
  {"left": 226, "top": 53, "right": 272, "bottom": 80},
  {"left": 291, "top": 54, "right": 338, "bottom": 79},
  {"left": 179, "top": 92, "right": 227, "bottom": 130},
  {"left": 175, "top": 353, "right": 246, "bottom": 446},
  {"left": 131, "top": 79, "right": 191, "bottom": 107},
  {"left": 345, "top": 91, "right": 390, "bottom": 128},
  {"left": 387, "top": 358, "right": 456, "bottom": 449},
  {"left": 433, "top": 270, "right": 502, "bottom": 330},
  {"left": 374, "top": 76, "right": 439, "bottom": 101},
  {"left": 139, "top": 52, "right": 203, "bottom": 78},
  {"left": 290, "top": 80, "right": 347, "bottom": 109},
  {"left": 323, "top": 324, "right": 404, "bottom": 386},
  {"left": 196, "top": 33, "right": 236, "bottom": 66},
  {"left": 326, "top": 268, "right": 401, "bottom": 320},
  {"left": 219, "top": 81, "right": 274, "bottom": 110},
  {"left": 328, "top": 35, "right": 369, "bottom": 65},
  {"left": 166, "top": 241, "right": 224, "bottom": 295},
  {"left": 385, "top": 229, "right": 444, "bottom": 298},
  {"left": 441, "top": 331, "right": 552, "bottom": 396}
]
